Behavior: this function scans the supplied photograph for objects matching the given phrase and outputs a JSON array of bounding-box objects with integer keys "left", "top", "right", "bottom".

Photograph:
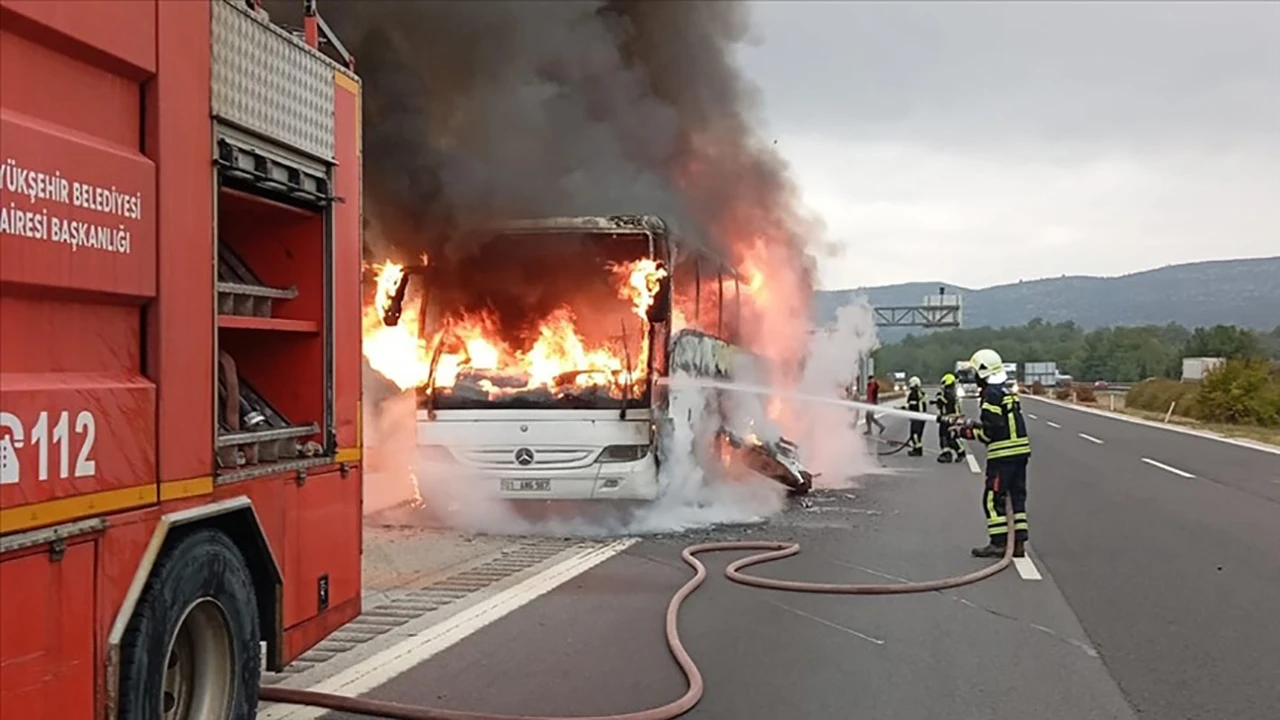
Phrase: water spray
[{"left": 657, "top": 376, "right": 942, "bottom": 425}]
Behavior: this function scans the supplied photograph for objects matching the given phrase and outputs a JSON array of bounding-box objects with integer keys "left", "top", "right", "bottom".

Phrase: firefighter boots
[{"left": 970, "top": 539, "right": 1026, "bottom": 559}]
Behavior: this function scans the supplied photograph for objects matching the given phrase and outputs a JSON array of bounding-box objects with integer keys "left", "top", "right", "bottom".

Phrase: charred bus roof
[
  {"left": 472, "top": 215, "right": 670, "bottom": 235},
  {"left": 466, "top": 215, "right": 739, "bottom": 277}
]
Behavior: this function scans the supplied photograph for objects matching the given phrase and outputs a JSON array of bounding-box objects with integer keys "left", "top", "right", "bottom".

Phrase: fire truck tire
[{"left": 118, "top": 528, "right": 261, "bottom": 720}]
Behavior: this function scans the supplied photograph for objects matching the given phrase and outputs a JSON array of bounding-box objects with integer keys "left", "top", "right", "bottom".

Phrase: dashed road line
[
  {"left": 1027, "top": 413, "right": 1038, "bottom": 420},
  {"left": 765, "top": 598, "right": 885, "bottom": 646},
  {"left": 1023, "top": 394, "right": 1280, "bottom": 456},
  {"left": 965, "top": 451, "right": 981, "bottom": 474},
  {"left": 1077, "top": 433, "right": 1104, "bottom": 445},
  {"left": 1045, "top": 421, "right": 1062, "bottom": 429},
  {"left": 1141, "top": 457, "right": 1195, "bottom": 478},
  {"left": 1013, "top": 556, "right": 1043, "bottom": 581}
]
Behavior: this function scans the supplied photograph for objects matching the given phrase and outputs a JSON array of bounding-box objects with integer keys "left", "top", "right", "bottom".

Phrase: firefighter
[
  {"left": 950, "top": 348, "right": 1031, "bottom": 558},
  {"left": 932, "top": 372, "right": 967, "bottom": 463},
  {"left": 905, "top": 375, "right": 926, "bottom": 456}
]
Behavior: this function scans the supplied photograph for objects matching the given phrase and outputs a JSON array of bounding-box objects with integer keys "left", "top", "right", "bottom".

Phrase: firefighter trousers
[
  {"left": 937, "top": 423, "right": 964, "bottom": 458},
  {"left": 908, "top": 420, "right": 925, "bottom": 451},
  {"left": 983, "top": 457, "right": 1029, "bottom": 545}
]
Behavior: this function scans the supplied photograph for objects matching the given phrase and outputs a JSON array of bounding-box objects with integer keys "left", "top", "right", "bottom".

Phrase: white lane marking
[
  {"left": 765, "top": 598, "right": 885, "bottom": 646},
  {"left": 1045, "top": 421, "right": 1062, "bottom": 429},
  {"left": 258, "top": 539, "right": 638, "bottom": 720},
  {"left": 1013, "top": 556, "right": 1043, "bottom": 581},
  {"left": 1027, "top": 413, "right": 1039, "bottom": 420},
  {"left": 1141, "top": 457, "right": 1196, "bottom": 478},
  {"left": 964, "top": 450, "right": 981, "bottom": 474},
  {"left": 1078, "top": 433, "right": 1104, "bottom": 445},
  {"left": 1022, "top": 395, "right": 1280, "bottom": 456}
]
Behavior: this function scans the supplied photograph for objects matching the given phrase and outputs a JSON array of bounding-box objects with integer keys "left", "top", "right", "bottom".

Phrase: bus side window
[
  {"left": 672, "top": 255, "right": 700, "bottom": 329},
  {"left": 697, "top": 265, "right": 722, "bottom": 336},
  {"left": 723, "top": 274, "right": 743, "bottom": 343}
]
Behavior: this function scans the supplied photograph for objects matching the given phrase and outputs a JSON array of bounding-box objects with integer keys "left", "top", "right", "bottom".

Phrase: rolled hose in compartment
[{"left": 259, "top": 500, "right": 1016, "bottom": 720}]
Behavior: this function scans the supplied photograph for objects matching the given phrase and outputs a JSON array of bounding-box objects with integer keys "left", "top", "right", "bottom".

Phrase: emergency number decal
[{"left": 0, "top": 410, "right": 98, "bottom": 485}]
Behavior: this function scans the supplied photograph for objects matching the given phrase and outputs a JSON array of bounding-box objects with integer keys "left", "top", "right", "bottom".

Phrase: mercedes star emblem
[{"left": 514, "top": 447, "right": 535, "bottom": 466}]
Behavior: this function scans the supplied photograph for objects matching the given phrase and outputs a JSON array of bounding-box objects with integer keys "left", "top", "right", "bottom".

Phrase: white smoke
[
  {"left": 361, "top": 369, "right": 421, "bottom": 516},
  {"left": 785, "top": 299, "right": 881, "bottom": 488},
  {"left": 719, "top": 351, "right": 785, "bottom": 444},
  {"left": 630, "top": 379, "right": 787, "bottom": 533}
]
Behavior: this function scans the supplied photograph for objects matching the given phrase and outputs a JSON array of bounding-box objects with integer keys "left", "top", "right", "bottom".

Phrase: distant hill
[{"left": 815, "top": 256, "right": 1280, "bottom": 342}]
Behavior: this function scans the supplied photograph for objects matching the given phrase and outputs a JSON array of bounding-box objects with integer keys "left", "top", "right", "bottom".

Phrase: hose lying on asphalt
[
  {"left": 875, "top": 435, "right": 912, "bottom": 456},
  {"left": 260, "top": 500, "right": 1014, "bottom": 720}
]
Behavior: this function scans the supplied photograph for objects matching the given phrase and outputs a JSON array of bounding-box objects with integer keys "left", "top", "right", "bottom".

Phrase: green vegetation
[
  {"left": 1125, "top": 378, "right": 1201, "bottom": 417},
  {"left": 1126, "top": 360, "right": 1280, "bottom": 429},
  {"left": 874, "top": 321, "right": 1280, "bottom": 433},
  {"left": 1188, "top": 360, "right": 1280, "bottom": 427},
  {"left": 873, "top": 319, "right": 1280, "bottom": 384}
]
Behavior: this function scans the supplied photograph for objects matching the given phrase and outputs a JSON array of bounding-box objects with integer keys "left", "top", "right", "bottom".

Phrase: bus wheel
[{"left": 118, "top": 528, "right": 261, "bottom": 720}]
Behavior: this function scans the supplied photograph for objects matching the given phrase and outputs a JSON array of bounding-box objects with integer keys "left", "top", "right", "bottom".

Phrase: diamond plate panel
[{"left": 211, "top": 0, "right": 334, "bottom": 161}]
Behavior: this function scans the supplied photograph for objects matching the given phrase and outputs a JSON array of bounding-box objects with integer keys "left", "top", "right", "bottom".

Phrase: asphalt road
[
  {"left": 1015, "top": 396, "right": 1280, "bottom": 720},
  {"left": 281, "top": 398, "right": 1279, "bottom": 720}
]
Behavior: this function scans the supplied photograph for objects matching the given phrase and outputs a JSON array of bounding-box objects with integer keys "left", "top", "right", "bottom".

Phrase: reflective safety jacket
[
  {"left": 907, "top": 387, "right": 926, "bottom": 413},
  {"left": 975, "top": 383, "right": 1031, "bottom": 461},
  {"left": 933, "top": 383, "right": 959, "bottom": 416}
]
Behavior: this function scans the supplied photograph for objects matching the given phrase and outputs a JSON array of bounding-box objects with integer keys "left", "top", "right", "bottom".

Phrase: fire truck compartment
[
  {"left": 2, "top": 1, "right": 365, "bottom": 716},
  {"left": 0, "top": 540, "right": 96, "bottom": 719}
]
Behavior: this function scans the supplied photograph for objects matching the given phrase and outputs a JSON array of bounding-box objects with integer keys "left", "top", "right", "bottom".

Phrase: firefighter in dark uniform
[
  {"left": 951, "top": 348, "right": 1031, "bottom": 558},
  {"left": 906, "top": 375, "right": 926, "bottom": 456},
  {"left": 932, "top": 372, "right": 967, "bottom": 463}
]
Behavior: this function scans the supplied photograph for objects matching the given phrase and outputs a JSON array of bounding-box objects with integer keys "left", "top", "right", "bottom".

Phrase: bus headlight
[{"left": 598, "top": 444, "right": 650, "bottom": 463}]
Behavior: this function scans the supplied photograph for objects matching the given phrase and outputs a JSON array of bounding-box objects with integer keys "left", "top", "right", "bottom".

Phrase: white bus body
[
  {"left": 397, "top": 215, "right": 749, "bottom": 504},
  {"left": 416, "top": 408, "right": 659, "bottom": 501}
]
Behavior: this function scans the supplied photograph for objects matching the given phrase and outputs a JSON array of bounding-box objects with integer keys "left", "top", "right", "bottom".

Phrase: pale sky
[{"left": 736, "top": 1, "right": 1280, "bottom": 290}]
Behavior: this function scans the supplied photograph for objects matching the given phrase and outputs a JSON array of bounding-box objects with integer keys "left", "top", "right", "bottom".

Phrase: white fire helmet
[
  {"left": 908, "top": 375, "right": 921, "bottom": 388},
  {"left": 969, "top": 348, "right": 1004, "bottom": 380}
]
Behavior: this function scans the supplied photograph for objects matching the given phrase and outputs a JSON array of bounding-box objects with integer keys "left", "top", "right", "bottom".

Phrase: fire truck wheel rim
[{"left": 162, "top": 598, "right": 234, "bottom": 720}]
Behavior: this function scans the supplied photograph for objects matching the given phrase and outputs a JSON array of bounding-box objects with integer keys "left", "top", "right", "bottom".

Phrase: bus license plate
[{"left": 501, "top": 478, "right": 551, "bottom": 492}]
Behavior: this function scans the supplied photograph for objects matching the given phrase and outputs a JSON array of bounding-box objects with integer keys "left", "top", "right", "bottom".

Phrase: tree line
[{"left": 873, "top": 319, "right": 1280, "bottom": 383}]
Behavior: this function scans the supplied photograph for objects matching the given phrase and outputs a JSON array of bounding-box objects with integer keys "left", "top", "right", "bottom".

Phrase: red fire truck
[{"left": 0, "top": 1, "right": 363, "bottom": 717}]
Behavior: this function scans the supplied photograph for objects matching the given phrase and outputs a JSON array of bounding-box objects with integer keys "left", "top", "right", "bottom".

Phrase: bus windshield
[{"left": 418, "top": 231, "right": 664, "bottom": 411}]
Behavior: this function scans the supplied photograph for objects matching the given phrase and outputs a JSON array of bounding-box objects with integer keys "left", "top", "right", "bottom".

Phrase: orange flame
[
  {"left": 363, "top": 257, "right": 664, "bottom": 399},
  {"left": 610, "top": 258, "right": 667, "bottom": 320}
]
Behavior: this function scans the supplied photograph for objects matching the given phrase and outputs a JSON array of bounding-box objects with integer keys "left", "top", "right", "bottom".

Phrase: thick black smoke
[{"left": 272, "top": 0, "right": 823, "bottom": 361}]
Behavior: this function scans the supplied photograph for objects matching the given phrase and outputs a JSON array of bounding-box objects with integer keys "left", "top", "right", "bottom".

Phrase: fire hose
[
  {"left": 261, "top": 510, "right": 1015, "bottom": 720},
  {"left": 259, "top": 379, "right": 1007, "bottom": 718},
  {"left": 876, "top": 438, "right": 912, "bottom": 456}
]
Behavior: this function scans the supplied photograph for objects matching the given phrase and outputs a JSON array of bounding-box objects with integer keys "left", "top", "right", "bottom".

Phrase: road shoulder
[{"left": 1022, "top": 394, "right": 1280, "bottom": 455}]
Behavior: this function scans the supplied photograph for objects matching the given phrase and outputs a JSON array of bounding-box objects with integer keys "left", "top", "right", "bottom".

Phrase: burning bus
[{"left": 365, "top": 215, "right": 813, "bottom": 504}]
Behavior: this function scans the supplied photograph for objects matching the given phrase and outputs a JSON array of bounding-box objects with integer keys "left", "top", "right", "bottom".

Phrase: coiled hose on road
[{"left": 260, "top": 502, "right": 1015, "bottom": 720}]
